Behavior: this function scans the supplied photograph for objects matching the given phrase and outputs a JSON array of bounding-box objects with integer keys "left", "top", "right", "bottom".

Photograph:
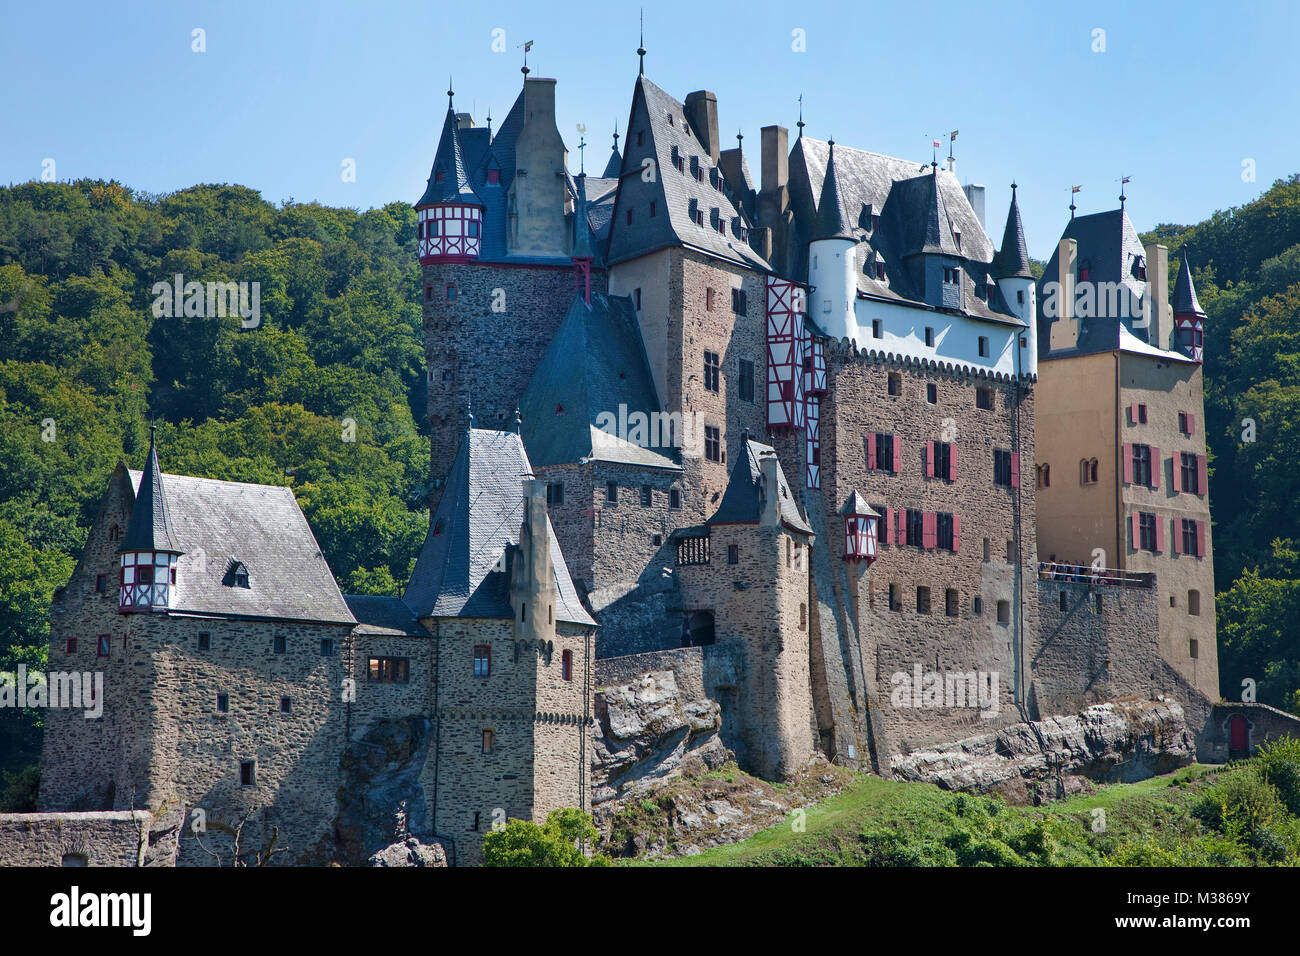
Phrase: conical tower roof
[
  {"left": 571, "top": 173, "right": 594, "bottom": 260},
  {"left": 119, "top": 429, "right": 182, "bottom": 554},
  {"left": 995, "top": 185, "right": 1033, "bottom": 279},
  {"left": 812, "top": 141, "right": 854, "bottom": 242},
  {"left": 416, "top": 96, "right": 484, "bottom": 208},
  {"left": 1172, "top": 249, "right": 1206, "bottom": 317}
]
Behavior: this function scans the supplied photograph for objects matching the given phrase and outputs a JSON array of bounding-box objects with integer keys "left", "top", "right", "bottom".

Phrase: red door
[{"left": 1229, "top": 715, "right": 1248, "bottom": 754}]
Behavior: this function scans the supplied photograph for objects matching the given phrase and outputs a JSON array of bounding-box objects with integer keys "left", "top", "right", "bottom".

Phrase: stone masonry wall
[{"left": 0, "top": 812, "right": 150, "bottom": 867}]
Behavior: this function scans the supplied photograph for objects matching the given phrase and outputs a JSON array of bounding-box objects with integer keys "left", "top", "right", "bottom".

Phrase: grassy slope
[{"left": 636, "top": 765, "right": 1235, "bottom": 867}]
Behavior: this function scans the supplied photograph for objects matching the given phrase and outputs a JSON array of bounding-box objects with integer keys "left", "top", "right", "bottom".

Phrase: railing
[
  {"left": 1037, "top": 562, "right": 1154, "bottom": 589},
  {"left": 675, "top": 535, "right": 711, "bottom": 567}
]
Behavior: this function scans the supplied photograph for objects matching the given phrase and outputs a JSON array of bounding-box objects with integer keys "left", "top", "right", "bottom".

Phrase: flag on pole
[
  {"left": 524, "top": 40, "right": 533, "bottom": 52},
  {"left": 1071, "top": 185, "right": 1082, "bottom": 194},
  {"left": 933, "top": 139, "right": 941, "bottom": 148},
  {"left": 950, "top": 130, "right": 959, "bottom": 141},
  {"left": 1121, "top": 176, "right": 1131, "bottom": 185}
]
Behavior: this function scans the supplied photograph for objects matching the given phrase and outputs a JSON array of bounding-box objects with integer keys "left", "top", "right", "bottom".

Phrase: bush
[
  {"left": 1194, "top": 767, "right": 1287, "bottom": 856},
  {"left": 482, "top": 808, "right": 609, "bottom": 867},
  {"left": 1255, "top": 735, "right": 1300, "bottom": 816}
]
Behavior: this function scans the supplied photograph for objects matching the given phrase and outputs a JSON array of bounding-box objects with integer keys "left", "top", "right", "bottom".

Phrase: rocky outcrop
[
  {"left": 592, "top": 669, "right": 732, "bottom": 806},
  {"left": 890, "top": 697, "right": 1195, "bottom": 804},
  {"left": 368, "top": 836, "right": 448, "bottom": 867},
  {"left": 335, "top": 717, "right": 433, "bottom": 865}
]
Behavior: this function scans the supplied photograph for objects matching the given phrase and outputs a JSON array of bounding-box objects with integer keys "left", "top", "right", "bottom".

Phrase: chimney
[
  {"left": 759, "top": 454, "right": 781, "bottom": 528},
  {"left": 1049, "top": 237, "right": 1079, "bottom": 352},
  {"left": 455, "top": 112, "right": 474, "bottom": 130},
  {"left": 962, "top": 184, "right": 986, "bottom": 232},
  {"left": 1143, "top": 242, "right": 1170, "bottom": 349},
  {"left": 760, "top": 125, "right": 789, "bottom": 198},
  {"left": 511, "top": 478, "right": 556, "bottom": 643},
  {"left": 510, "top": 77, "right": 568, "bottom": 258},
  {"left": 684, "top": 90, "right": 720, "bottom": 164}
]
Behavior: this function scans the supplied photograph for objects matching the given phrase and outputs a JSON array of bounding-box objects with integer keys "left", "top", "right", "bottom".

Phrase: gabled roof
[
  {"left": 709, "top": 439, "right": 812, "bottom": 535},
  {"left": 995, "top": 187, "right": 1033, "bottom": 279},
  {"left": 119, "top": 434, "right": 180, "bottom": 554},
  {"left": 124, "top": 469, "right": 354, "bottom": 625},
  {"left": 605, "top": 75, "right": 769, "bottom": 270},
  {"left": 518, "top": 292, "right": 678, "bottom": 470},
  {"left": 895, "top": 169, "right": 962, "bottom": 258},
  {"left": 344, "top": 595, "right": 425, "bottom": 637},
  {"left": 812, "top": 142, "right": 853, "bottom": 242},
  {"left": 1172, "top": 249, "right": 1206, "bottom": 317},
  {"left": 403, "top": 429, "right": 594, "bottom": 625},
  {"left": 839, "top": 490, "right": 878, "bottom": 517},
  {"left": 417, "top": 106, "right": 484, "bottom": 208}
]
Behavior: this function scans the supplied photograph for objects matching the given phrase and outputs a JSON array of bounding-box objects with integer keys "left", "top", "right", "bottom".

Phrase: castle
[{"left": 11, "top": 52, "right": 1270, "bottom": 868}]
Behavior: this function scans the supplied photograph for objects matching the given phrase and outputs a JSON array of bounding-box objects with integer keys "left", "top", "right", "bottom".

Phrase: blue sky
[{"left": 2, "top": 0, "right": 1296, "bottom": 259}]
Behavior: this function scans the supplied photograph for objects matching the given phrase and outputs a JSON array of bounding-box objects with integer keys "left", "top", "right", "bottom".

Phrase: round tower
[
  {"left": 807, "top": 140, "right": 859, "bottom": 341},
  {"left": 995, "top": 183, "right": 1037, "bottom": 377},
  {"left": 1172, "top": 249, "right": 1206, "bottom": 363}
]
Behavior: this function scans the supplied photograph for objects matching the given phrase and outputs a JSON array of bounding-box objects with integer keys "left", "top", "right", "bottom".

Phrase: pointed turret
[
  {"left": 118, "top": 428, "right": 183, "bottom": 613},
  {"left": 995, "top": 184, "right": 1033, "bottom": 279},
  {"left": 415, "top": 88, "right": 485, "bottom": 265},
  {"left": 812, "top": 141, "right": 853, "bottom": 241},
  {"left": 570, "top": 173, "right": 594, "bottom": 303},
  {"left": 602, "top": 124, "right": 622, "bottom": 178},
  {"left": 1172, "top": 248, "right": 1206, "bottom": 362}
]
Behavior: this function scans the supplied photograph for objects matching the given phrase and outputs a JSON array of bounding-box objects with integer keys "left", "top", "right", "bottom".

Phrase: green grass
[{"left": 633, "top": 761, "right": 1300, "bottom": 867}]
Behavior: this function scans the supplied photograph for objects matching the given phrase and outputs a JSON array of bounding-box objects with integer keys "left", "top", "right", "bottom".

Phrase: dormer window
[
  {"left": 1133, "top": 255, "right": 1147, "bottom": 280},
  {"left": 486, "top": 167, "right": 500, "bottom": 185},
  {"left": 954, "top": 231, "right": 962, "bottom": 252},
  {"left": 224, "top": 560, "right": 250, "bottom": 589},
  {"left": 434, "top": 169, "right": 446, "bottom": 184},
  {"left": 1079, "top": 259, "right": 1092, "bottom": 282}
]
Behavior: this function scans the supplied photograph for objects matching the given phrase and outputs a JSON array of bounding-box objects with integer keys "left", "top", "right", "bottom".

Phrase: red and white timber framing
[
  {"left": 766, "top": 277, "right": 806, "bottom": 432},
  {"left": 417, "top": 204, "right": 483, "bottom": 264}
]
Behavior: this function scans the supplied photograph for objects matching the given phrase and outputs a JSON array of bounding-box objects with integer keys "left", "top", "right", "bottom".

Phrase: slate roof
[
  {"left": 840, "top": 490, "right": 878, "bottom": 517},
  {"left": 403, "top": 429, "right": 595, "bottom": 626},
  {"left": 417, "top": 106, "right": 484, "bottom": 208},
  {"left": 571, "top": 173, "right": 595, "bottom": 260},
  {"left": 787, "top": 138, "right": 1021, "bottom": 326},
  {"left": 124, "top": 469, "right": 354, "bottom": 625},
  {"left": 1172, "top": 249, "right": 1206, "bottom": 317},
  {"left": 995, "top": 188, "right": 1033, "bottom": 279},
  {"left": 344, "top": 595, "right": 425, "bottom": 637},
  {"left": 812, "top": 142, "right": 853, "bottom": 242},
  {"left": 602, "top": 143, "right": 623, "bottom": 179},
  {"left": 605, "top": 75, "right": 770, "bottom": 270},
  {"left": 119, "top": 436, "right": 180, "bottom": 554},
  {"left": 1036, "top": 208, "right": 1156, "bottom": 357},
  {"left": 1119, "top": 324, "right": 1197, "bottom": 364},
  {"left": 708, "top": 439, "right": 812, "bottom": 535},
  {"left": 518, "top": 292, "right": 679, "bottom": 470}
]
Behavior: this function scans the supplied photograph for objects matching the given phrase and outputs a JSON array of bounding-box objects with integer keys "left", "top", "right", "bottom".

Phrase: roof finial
[
  {"left": 637, "top": 9, "right": 646, "bottom": 74},
  {"left": 796, "top": 94, "right": 805, "bottom": 137},
  {"left": 447, "top": 80, "right": 454, "bottom": 111},
  {"left": 486, "top": 108, "right": 493, "bottom": 137},
  {"left": 514, "top": 408, "right": 522, "bottom": 434},
  {"left": 612, "top": 119, "right": 620, "bottom": 150},
  {"left": 149, "top": 423, "right": 158, "bottom": 446},
  {"left": 578, "top": 135, "right": 586, "bottom": 174},
  {"left": 736, "top": 129, "right": 743, "bottom": 149},
  {"left": 1011, "top": 180, "right": 1018, "bottom": 195}
]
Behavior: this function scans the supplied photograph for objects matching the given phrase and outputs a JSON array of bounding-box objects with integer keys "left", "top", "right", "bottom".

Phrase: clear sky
[{"left": 3, "top": 0, "right": 1296, "bottom": 259}]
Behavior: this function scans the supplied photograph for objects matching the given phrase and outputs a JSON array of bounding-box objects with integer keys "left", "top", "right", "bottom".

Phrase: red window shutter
[
  {"left": 1150, "top": 446, "right": 1160, "bottom": 489},
  {"left": 922, "top": 511, "right": 937, "bottom": 549},
  {"left": 892, "top": 435, "right": 902, "bottom": 473},
  {"left": 925, "top": 441, "right": 935, "bottom": 477},
  {"left": 1187, "top": 413, "right": 1196, "bottom": 435},
  {"left": 866, "top": 433, "right": 876, "bottom": 470},
  {"left": 1010, "top": 452, "right": 1020, "bottom": 488},
  {"left": 1122, "top": 443, "right": 1133, "bottom": 484},
  {"left": 1171, "top": 456, "right": 1181, "bottom": 493},
  {"left": 1155, "top": 514, "right": 1165, "bottom": 552},
  {"left": 1128, "top": 401, "right": 1138, "bottom": 425},
  {"left": 1196, "top": 520, "right": 1206, "bottom": 557},
  {"left": 1197, "top": 455, "right": 1207, "bottom": 496},
  {"left": 949, "top": 445, "right": 959, "bottom": 482},
  {"left": 952, "top": 515, "right": 961, "bottom": 552},
  {"left": 1171, "top": 518, "right": 1180, "bottom": 555},
  {"left": 1130, "top": 512, "right": 1140, "bottom": 549}
]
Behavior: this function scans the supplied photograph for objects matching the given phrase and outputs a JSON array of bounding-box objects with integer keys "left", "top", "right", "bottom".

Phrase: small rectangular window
[
  {"left": 926, "top": 383, "right": 937, "bottom": 404},
  {"left": 446, "top": 283, "right": 457, "bottom": 301},
  {"left": 320, "top": 638, "right": 334, "bottom": 657},
  {"left": 977, "top": 387, "right": 994, "bottom": 410},
  {"left": 888, "top": 372, "right": 902, "bottom": 396},
  {"left": 872, "top": 319, "right": 883, "bottom": 339},
  {"left": 727, "top": 544, "right": 739, "bottom": 565},
  {"left": 369, "top": 657, "right": 410, "bottom": 683},
  {"left": 97, "top": 634, "right": 110, "bottom": 657},
  {"left": 606, "top": 481, "right": 618, "bottom": 503},
  {"left": 874, "top": 432, "right": 895, "bottom": 472},
  {"left": 641, "top": 485, "right": 652, "bottom": 507},
  {"left": 997, "top": 600, "right": 1011, "bottom": 624},
  {"left": 889, "top": 584, "right": 901, "bottom": 612},
  {"left": 706, "top": 287, "right": 715, "bottom": 311},
  {"left": 561, "top": 649, "right": 573, "bottom": 682},
  {"left": 95, "top": 574, "right": 106, "bottom": 593},
  {"left": 978, "top": 336, "right": 989, "bottom": 357},
  {"left": 217, "top": 693, "right": 228, "bottom": 713},
  {"left": 704, "top": 351, "right": 720, "bottom": 392},
  {"left": 634, "top": 288, "right": 642, "bottom": 310},
  {"left": 280, "top": 697, "right": 291, "bottom": 714},
  {"left": 925, "top": 327, "right": 935, "bottom": 346},
  {"left": 738, "top": 359, "right": 755, "bottom": 403},
  {"left": 669, "top": 488, "right": 682, "bottom": 509},
  {"left": 473, "top": 645, "right": 491, "bottom": 678},
  {"left": 916, "top": 586, "right": 931, "bottom": 615},
  {"left": 547, "top": 482, "right": 564, "bottom": 507},
  {"left": 65, "top": 638, "right": 78, "bottom": 654},
  {"left": 198, "top": 632, "right": 211, "bottom": 651},
  {"left": 482, "top": 729, "right": 495, "bottom": 753},
  {"left": 240, "top": 760, "right": 255, "bottom": 787},
  {"left": 704, "top": 425, "right": 721, "bottom": 463},
  {"left": 994, "top": 448, "right": 1013, "bottom": 487},
  {"left": 273, "top": 634, "right": 287, "bottom": 654},
  {"left": 945, "top": 588, "right": 959, "bottom": 617}
]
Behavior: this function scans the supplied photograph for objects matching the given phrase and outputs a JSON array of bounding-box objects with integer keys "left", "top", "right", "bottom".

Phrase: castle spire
[
  {"left": 637, "top": 10, "right": 646, "bottom": 74},
  {"left": 811, "top": 139, "right": 852, "bottom": 241},
  {"left": 994, "top": 182, "right": 1033, "bottom": 279},
  {"left": 1172, "top": 248, "right": 1206, "bottom": 318},
  {"left": 602, "top": 121, "right": 623, "bottom": 178},
  {"left": 119, "top": 426, "right": 181, "bottom": 555}
]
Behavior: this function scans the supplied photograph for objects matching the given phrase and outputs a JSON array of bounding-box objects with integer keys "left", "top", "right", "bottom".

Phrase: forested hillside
[
  {"left": 0, "top": 181, "right": 428, "bottom": 784},
  {"left": 1140, "top": 173, "right": 1300, "bottom": 715}
]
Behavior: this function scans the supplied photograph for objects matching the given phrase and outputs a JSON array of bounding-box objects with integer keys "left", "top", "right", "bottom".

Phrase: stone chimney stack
[
  {"left": 684, "top": 90, "right": 720, "bottom": 164},
  {"left": 1143, "top": 242, "right": 1170, "bottom": 349},
  {"left": 1049, "top": 237, "right": 1079, "bottom": 352},
  {"left": 511, "top": 478, "right": 557, "bottom": 643},
  {"left": 509, "top": 77, "right": 568, "bottom": 258},
  {"left": 962, "top": 184, "right": 986, "bottom": 232},
  {"left": 759, "top": 454, "right": 781, "bottom": 528},
  {"left": 759, "top": 125, "right": 789, "bottom": 211}
]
